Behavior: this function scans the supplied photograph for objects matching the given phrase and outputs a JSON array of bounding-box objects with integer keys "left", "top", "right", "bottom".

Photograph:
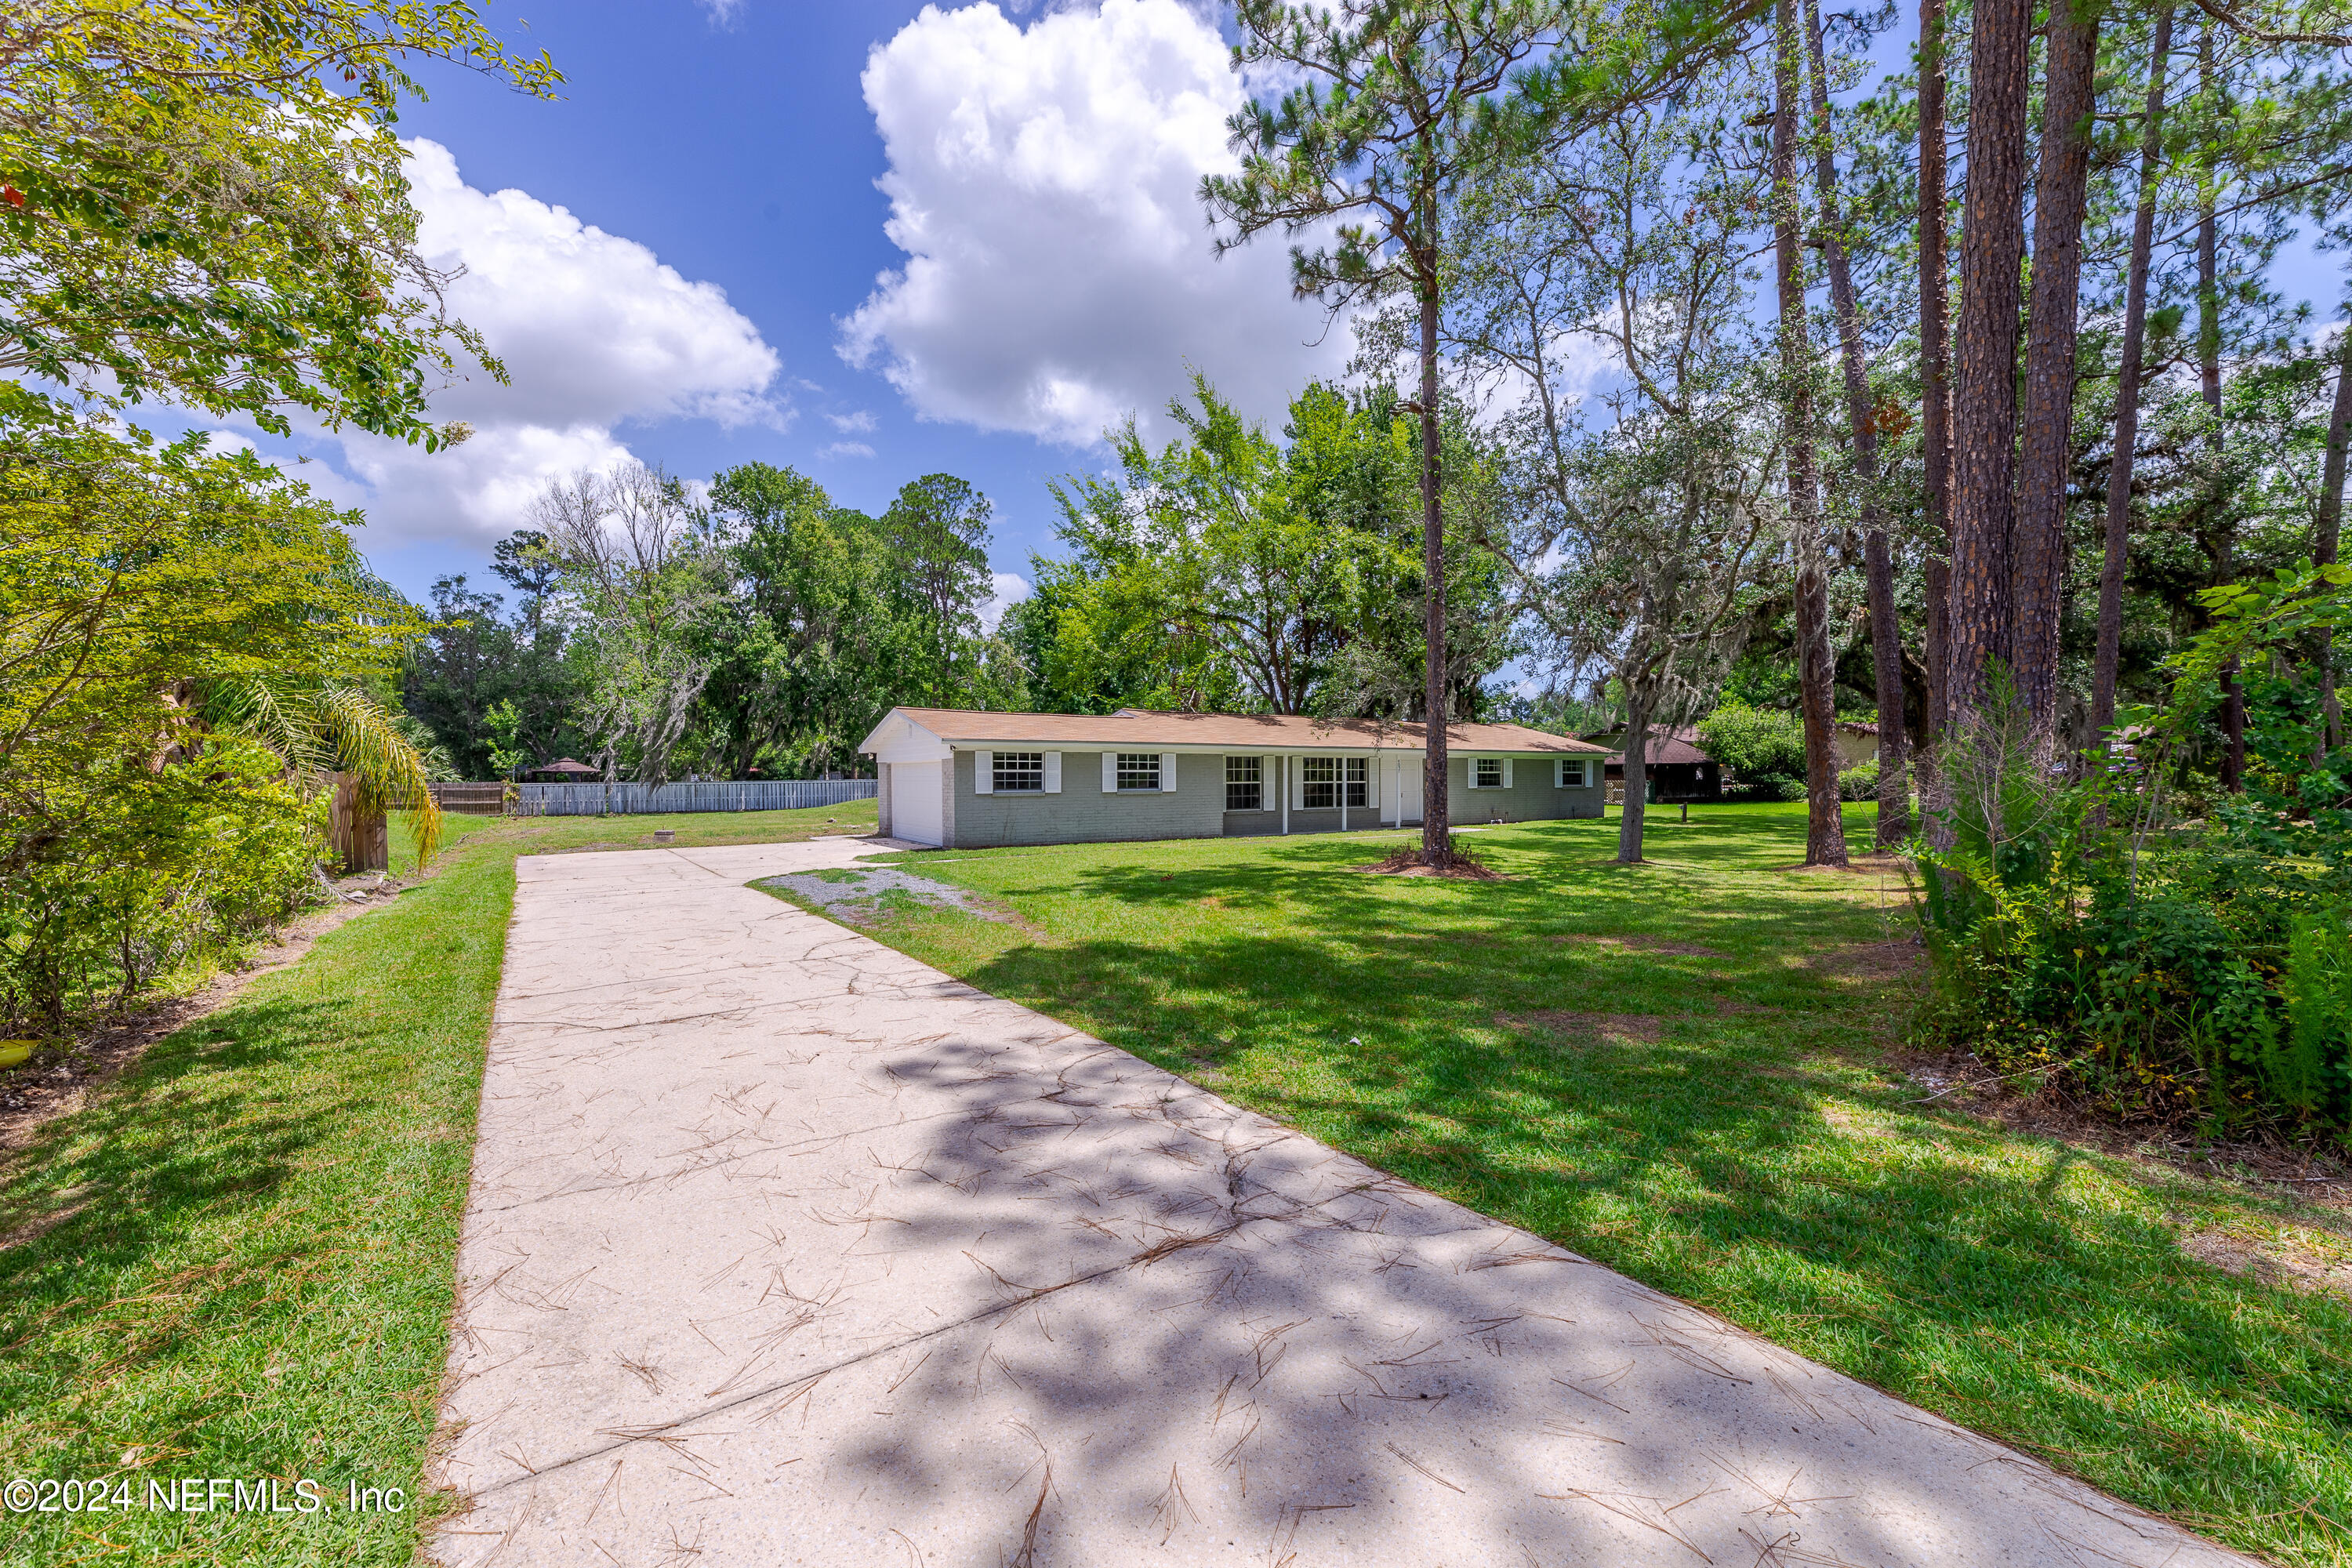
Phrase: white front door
[
  {"left": 1391, "top": 756, "right": 1425, "bottom": 826},
  {"left": 895, "top": 760, "right": 943, "bottom": 845}
]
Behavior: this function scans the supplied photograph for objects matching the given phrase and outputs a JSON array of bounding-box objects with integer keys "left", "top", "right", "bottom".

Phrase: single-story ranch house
[{"left": 860, "top": 707, "right": 1613, "bottom": 849}]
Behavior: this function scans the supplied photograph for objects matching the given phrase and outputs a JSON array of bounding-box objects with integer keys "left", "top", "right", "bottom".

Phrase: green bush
[
  {"left": 0, "top": 739, "right": 320, "bottom": 1028},
  {"left": 1697, "top": 701, "right": 1806, "bottom": 787},
  {"left": 1911, "top": 651, "right": 2352, "bottom": 1144},
  {"left": 1838, "top": 757, "right": 1878, "bottom": 801}
]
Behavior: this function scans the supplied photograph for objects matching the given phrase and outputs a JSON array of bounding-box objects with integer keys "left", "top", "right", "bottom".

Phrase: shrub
[
  {"left": 1911, "top": 657, "right": 2352, "bottom": 1145},
  {"left": 1838, "top": 757, "right": 1878, "bottom": 801},
  {"left": 0, "top": 739, "right": 320, "bottom": 1027},
  {"left": 1697, "top": 701, "right": 1806, "bottom": 786}
]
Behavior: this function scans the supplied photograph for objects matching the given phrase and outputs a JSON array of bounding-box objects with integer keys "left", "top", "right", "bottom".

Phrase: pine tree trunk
[
  {"left": 1919, "top": 0, "right": 1952, "bottom": 823},
  {"left": 1777, "top": 0, "right": 1847, "bottom": 866},
  {"left": 1418, "top": 263, "right": 1454, "bottom": 861},
  {"left": 2011, "top": 0, "right": 2100, "bottom": 741},
  {"left": 1947, "top": 0, "right": 2033, "bottom": 732},
  {"left": 1802, "top": 0, "right": 1907, "bottom": 847},
  {"left": 2092, "top": 5, "right": 2175, "bottom": 740},
  {"left": 2315, "top": 320, "right": 2352, "bottom": 757},
  {"left": 2196, "top": 20, "right": 2244, "bottom": 791}
]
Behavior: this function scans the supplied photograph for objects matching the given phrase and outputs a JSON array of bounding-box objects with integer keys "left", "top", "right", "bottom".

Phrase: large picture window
[
  {"left": 1116, "top": 753, "right": 1161, "bottom": 791},
  {"left": 992, "top": 752, "right": 1045, "bottom": 792},
  {"left": 1301, "top": 757, "right": 1367, "bottom": 809},
  {"left": 1225, "top": 756, "right": 1261, "bottom": 811}
]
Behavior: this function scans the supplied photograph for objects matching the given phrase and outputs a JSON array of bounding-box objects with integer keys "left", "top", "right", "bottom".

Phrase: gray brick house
[{"left": 859, "top": 707, "right": 1610, "bottom": 849}]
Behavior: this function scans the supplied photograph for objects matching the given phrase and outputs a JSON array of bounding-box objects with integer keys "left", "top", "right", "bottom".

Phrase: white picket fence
[{"left": 515, "top": 779, "right": 877, "bottom": 816}]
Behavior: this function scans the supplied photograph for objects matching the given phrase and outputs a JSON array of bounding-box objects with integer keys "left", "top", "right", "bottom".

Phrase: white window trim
[
  {"left": 1469, "top": 755, "right": 1509, "bottom": 789},
  {"left": 1555, "top": 757, "right": 1591, "bottom": 788}
]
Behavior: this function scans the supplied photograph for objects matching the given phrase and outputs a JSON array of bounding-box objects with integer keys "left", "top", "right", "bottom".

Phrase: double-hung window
[
  {"left": 1474, "top": 757, "right": 1504, "bottom": 789},
  {"left": 1115, "top": 753, "right": 1162, "bottom": 791},
  {"left": 1555, "top": 757, "right": 1590, "bottom": 788},
  {"left": 1301, "top": 757, "right": 1368, "bottom": 809},
  {"left": 992, "top": 752, "right": 1045, "bottom": 792},
  {"left": 1225, "top": 756, "right": 1262, "bottom": 811}
]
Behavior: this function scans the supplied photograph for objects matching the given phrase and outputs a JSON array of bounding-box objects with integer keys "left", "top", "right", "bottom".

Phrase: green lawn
[
  {"left": 820, "top": 802, "right": 2352, "bottom": 1568},
  {"left": 0, "top": 799, "right": 870, "bottom": 1566}
]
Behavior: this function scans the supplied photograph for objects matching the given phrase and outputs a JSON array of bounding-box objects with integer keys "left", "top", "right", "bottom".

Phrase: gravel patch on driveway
[{"left": 756, "top": 865, "right": 1010, "bottom": 926}]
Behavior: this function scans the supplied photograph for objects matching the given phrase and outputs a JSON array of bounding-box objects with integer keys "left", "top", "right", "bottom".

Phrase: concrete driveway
[{"left": 430, "top": 839, "right": 2252, "bottom": 1567}]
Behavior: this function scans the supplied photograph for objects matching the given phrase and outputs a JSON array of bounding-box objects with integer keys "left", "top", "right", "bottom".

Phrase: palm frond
[
  {"left": 317, "top": 685, "right": 443, "bottom": 864},
  {"left": 203, "top": 674, "right": 332, "bottom": 779}
]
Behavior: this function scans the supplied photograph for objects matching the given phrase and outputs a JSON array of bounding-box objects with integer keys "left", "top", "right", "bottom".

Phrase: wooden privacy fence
[
  {"left": 462, "top": 779, "right": 879, "bottom": 816},
  {"left": 427, "top": 782, "right": 514, "bottom": 815}
]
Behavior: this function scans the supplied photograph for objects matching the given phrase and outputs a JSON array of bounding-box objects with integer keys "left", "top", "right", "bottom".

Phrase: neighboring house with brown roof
[
  {"left": 858, "top": 707, "right": 1610, "bottom": 849},
  {"left": 1581, "top": 726, "right": 1723, "bottom": 802}
]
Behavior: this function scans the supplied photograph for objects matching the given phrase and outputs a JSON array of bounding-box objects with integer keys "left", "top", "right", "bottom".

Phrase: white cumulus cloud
[
  {"left": 818, "top": 441, "right": 877, "bottom": 460},
  {"left": 319, "top": 138, "right": 781, "bottom": 545},
  {"left": 840, "top": 0, "right": 1350, "bottom": 446},
  {"left": 981, "top": 569, "right": 1032, "bottom": 631}
]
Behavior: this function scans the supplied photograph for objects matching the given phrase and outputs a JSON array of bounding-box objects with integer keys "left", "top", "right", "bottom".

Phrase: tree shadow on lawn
[{"left": 953, "top": 916, "right": 2352, "bottom": 1553}]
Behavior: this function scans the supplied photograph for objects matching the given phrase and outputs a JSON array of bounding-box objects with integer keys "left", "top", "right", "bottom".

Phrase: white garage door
[{"left": 893, "top": 760, "right": 943, "bottom": 846}]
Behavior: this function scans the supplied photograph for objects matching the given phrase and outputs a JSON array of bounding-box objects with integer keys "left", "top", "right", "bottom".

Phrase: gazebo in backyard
[{"left": 527, "top": 758, "right": 601, "bottom": 780}]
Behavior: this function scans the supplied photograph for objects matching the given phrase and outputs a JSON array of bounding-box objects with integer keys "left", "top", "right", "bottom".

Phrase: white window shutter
[
  {"left": 1261, "top": 755, "right": 1276, "bottom": 809},
  {"left": 1504, "top": 758, "right": 1515, "bottom": 789},
  {"left": 1102, "top": 752, "right": 1117, "bottom": 792},
  {"left": 1160, "top": 752, "right": 1178, "bottom": 792},
  {"left": 1044, "top": 751, "right": 1062, "bottom": 793},
  {"left": 1289, "top": 755, "right": 1304, "bottom": 810},
  {"left": 1555, "top": 757, "right": 1567, "bottom": 787},
  {"left": 975, "top": 750, "right": 993, "bottom": 794}
]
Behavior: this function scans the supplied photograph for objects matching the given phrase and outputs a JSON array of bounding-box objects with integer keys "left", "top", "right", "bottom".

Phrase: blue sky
[
  {"left": 248, "top": 0, "right": 1349, "bottom": 615},
  {"left": 190, "top": 0, "right": 2350, "bottom": 620}
]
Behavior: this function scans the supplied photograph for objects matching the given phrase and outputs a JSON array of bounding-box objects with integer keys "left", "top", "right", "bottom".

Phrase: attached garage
[{"left": 891, "top": 760, "right": 944, "bottom": 846}]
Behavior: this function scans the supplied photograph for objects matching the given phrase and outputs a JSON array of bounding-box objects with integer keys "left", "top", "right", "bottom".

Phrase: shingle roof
[
  {"left": 877, "top": 707, "right": 1608, "bottom": 754},
  {"left": 1590, "top": 726, "right": 1714, "bottom": 766}
]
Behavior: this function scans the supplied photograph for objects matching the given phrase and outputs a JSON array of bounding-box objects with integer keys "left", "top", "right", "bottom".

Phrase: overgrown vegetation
[
  {"left": 0, "top": 4, "right": 558, "bottom": 1029},
  {"left": 1916, "top": 570, "right": 2352, "bottom": 1146}
]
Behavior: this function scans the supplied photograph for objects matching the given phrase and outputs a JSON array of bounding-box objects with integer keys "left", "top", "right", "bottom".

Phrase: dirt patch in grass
[
  {"left": 2180, "top": 1228, "right": 2352, "bottom": 1300},
  {"left": 1553, "top": 932, "right": 1725, "bottom": 957},
  {"left": 1805, "top": 938, "right": 1926, "bottom": 978},
  {"left": 1497, "top": 1010, "right": 1666, "bottom": 1044},
  {"left": 1354, "top": 845, "right": 1509, "bottom": 880}
]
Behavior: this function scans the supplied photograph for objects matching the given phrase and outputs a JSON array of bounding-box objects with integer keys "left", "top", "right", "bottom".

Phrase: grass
[
  {"left": 824, "top": 802, "right": 2352, "bottom": 1568},
  {"left": 0, "top": 800, "right": 869, "bottom": 1566}
]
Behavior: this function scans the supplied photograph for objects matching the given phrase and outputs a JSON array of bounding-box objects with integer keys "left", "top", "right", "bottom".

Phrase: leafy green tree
[
  {"left": 0, "top": 0, "right": 559, "bottom": 441},
  {"left": 876, "top": 474, "right": 1000, "bottom": 709},
  {"left": 1207, "top": 0, "right": 1753, "bottom": 863},
  {"left": 535, "top": 463, "right": 726, "bottom": 786},
  {"left": 1697, "top": 701, "right": 1809, "bottom": 789},
  {"left": 698, "top": 464, "right": 898, "bottom": 777},
  {"left": 1023, "top": 379, "right": 1513, "bottom": 721},
  {"left": 1207, "top": 0, "right": 1569, "bottom": 860},
  {"left": 0, "top": 387, "right": 434, "bottom": 1019}
]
